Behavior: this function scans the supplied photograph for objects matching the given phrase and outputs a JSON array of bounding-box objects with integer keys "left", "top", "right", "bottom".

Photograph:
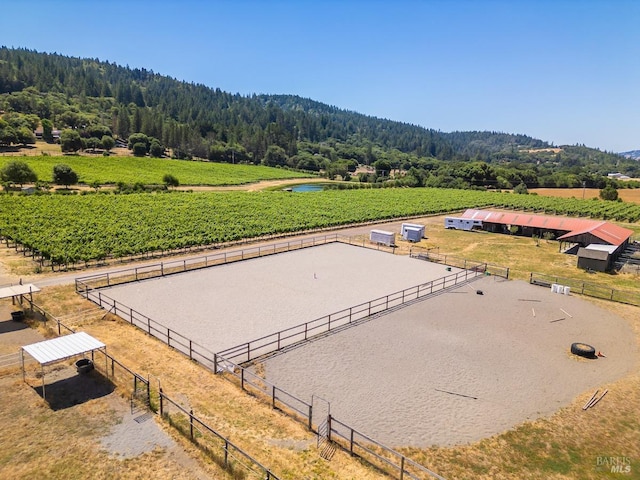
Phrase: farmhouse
[{"left": 458, "top": 209, "right": 634, "bottom": 271}]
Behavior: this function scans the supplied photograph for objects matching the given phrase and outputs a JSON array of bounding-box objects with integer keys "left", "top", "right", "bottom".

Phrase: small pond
[{"left": 289, "top": 184, "right": 326, "bottom": 192}]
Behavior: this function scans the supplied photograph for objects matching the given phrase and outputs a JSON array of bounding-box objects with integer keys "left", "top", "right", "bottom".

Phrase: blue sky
[{"left": 2, "top": 0, "right": 638, "bottom": 152}]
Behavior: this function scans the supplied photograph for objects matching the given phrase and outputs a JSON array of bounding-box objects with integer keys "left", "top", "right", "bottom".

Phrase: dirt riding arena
[
  {"left": 103, "top": 242, "right": 461, "bottom": 353},
  {"left": 100, "top": 243, "right": 637, "bottom": 448}
]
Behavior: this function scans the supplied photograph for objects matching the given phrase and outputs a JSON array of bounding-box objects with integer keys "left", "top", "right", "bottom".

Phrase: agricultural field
[
  {"left": 0, "top": 155, "right": 313, "bottom": 186},
  {"left": 1, "top": 188, "right": 640, "bottom": 266},
  {"left": 530, "top": 187, "right": 640, "bottom": 204}
]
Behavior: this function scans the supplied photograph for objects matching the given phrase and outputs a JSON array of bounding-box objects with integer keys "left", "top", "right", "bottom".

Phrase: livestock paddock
[{"left": 100, "top": 242, "right": 637, "bottom": 447}]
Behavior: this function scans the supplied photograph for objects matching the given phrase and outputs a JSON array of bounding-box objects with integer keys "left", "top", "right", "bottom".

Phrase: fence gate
[
  {"left": 312, "top": 395, "right": 335, "bottom": 460},
  {"left": 130, "top": 376, "right": 151, "bottom": 420}
]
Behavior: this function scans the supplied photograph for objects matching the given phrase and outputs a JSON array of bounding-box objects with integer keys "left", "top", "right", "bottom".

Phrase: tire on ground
[{"left": 570, "top": 342, "right": 596, "bottom": 358}]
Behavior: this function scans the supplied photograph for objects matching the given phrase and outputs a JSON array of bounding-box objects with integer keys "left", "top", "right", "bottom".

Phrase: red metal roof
[{"left": 460, "top": 209, "right": 633, "bottom": 246}]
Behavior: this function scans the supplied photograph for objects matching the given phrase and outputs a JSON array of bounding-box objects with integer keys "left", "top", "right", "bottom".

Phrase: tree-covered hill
[{"left": 1, "top": 47, "right": 638, "bottom": 189}]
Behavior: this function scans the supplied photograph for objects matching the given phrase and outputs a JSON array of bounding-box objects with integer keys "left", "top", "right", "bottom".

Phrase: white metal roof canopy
[
  {"left": 22, "top": 332, "right": 105, "bottom": 366},
  {"left": 21, "top": 332, "right": 106, "bottom": 401},
  {"left": 0, "top": 283, "right": 40, "bottom": 300}
]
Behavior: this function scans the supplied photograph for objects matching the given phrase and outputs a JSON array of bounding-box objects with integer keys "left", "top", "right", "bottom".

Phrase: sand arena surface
[
  {"left": 102, "top": 243, "right": 637, "bottom": 447},
  {"left": 104, "top": 242, "right": 462, "bottom": 353},
  {"left": 257, "top": 277, "right": 636, "bottom": 447}
]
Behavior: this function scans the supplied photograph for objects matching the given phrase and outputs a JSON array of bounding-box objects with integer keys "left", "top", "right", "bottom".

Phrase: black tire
[{"left": 571, "top": 342, "right": 596, "bottom": 358}]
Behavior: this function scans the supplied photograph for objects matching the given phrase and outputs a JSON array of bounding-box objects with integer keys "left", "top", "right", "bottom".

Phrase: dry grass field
[
  {"left": 1, "top": 290, "right": 384, "bottom": 480},
  {"left": 530, "top": 187, "right": 640, "bottom": 204},
  {"left": 0, "top": 141, "right": 130, "bottom": 157},
  {"left": 1, "top": 214, "right": 639, "bottom": 479}
]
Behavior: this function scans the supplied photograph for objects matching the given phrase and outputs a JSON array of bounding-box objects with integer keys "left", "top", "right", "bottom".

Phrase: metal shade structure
[
  {"left": 0, "top": 283, "right": 40, "bottom": 304},
  {"left": 21, "top": 332, "right": 107, "bottom": 400}
]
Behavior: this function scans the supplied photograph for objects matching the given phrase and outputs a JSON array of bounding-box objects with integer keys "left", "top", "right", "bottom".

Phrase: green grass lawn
[{"left": 0, "top": 155, "right": 314, "bottom": 186}]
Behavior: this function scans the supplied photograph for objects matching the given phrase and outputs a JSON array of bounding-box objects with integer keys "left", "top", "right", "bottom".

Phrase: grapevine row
[{"left": 0, "top": 189, "right": 638, "bottom": 266}]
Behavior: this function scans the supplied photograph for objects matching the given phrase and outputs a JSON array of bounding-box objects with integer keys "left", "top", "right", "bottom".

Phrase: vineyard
[
  {"left": 0, "top": 155, "right": 313, "bottom": 186},
  {"left": 1, "top": 188, "right": 639, "bottom": 266}
]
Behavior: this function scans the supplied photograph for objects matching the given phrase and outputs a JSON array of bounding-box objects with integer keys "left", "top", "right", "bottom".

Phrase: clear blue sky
[{"left": 2, "top": 0, "right": 638, "bottom": 152}]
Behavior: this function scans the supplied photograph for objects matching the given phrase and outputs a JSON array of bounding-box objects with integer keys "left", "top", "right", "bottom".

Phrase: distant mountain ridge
[
  {"left": 621, "top": 150, "right": 640, "bottom": 160},
  {"left": 1, "top": 46, "right": 639, "bottom": 187}
]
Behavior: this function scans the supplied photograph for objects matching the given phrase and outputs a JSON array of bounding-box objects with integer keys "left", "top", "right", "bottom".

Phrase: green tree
[
  {"left": 86, "top": 137, "right": 101, "bottom": 152},
  {"left": 599, "top": 185, "right": 619, "bottom": 201},
  {"left": 128, "top": 132, "right": 149, "bottom": 150},
  {"left": 162, "top": 173, "right": 179, "bottom": 189},
  {"left": 0, "top": 161, "right": 37, "bottom": 187},
  {"left": 149, "top": 139, "right": 164, "bottom": 158},
  {"left": 0, "top": 120, "right": 18, "bottom": 146},
  {"left": 101, "top": 135, "right": 115, "bottom": 152},
  {"left": 52, "top": 164, "right": 79, "bottom": 188},
  {"left": 14, "top": 126, "right": 35, "bottom": 146},
  {"left": 513, "top": 182, "right": 529, "bottom": 194},
  {"left": 60, "top": 129, "right": 83, "bottom": 153},
  {"left": 41, "top": 118, "right": 54, "bottom": 142},
  {"left": 262, "top": 145, "right": 287, "bottom": 167},
  {"left": 116, "top": 105, "right": 131, "bottom": 138},
  {"left": 132, "top": 142, "right": 147, "bottom": 157},
  {"left": 373, "top": 159, "right": 392, "bottom": 177}
]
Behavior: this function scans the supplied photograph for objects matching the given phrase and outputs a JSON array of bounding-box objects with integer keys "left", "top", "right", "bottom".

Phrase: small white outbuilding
[
  {"left": 370, "top": 229, "right": 395, "bottom": 246},
  {"left": 401, "top": 223, "right": 425, "bottom": 242}
]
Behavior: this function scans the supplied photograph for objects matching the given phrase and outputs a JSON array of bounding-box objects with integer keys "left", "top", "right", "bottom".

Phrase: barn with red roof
[{"left": 450, "top": 209, "right": 634, "bottom": 271}]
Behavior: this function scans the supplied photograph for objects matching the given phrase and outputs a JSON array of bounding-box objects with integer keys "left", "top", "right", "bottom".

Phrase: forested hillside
[{"left": 1, "top": 47, "right": 638, "bottom": 189}]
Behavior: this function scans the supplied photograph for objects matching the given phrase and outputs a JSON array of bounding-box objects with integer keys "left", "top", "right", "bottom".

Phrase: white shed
[
  {"left": 370, "top": 229, "right": 395, "bottom": 246},
  {"left": 401, "top": 223, "right": 425, "bottom": 242}
]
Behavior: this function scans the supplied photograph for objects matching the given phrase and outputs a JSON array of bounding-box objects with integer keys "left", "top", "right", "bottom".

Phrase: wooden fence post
[
  {"left": 159, "top": 387, "right": 164, "bottom": 416},
  {"left": 189, "top": 409, "right": 194, "bottom": 439}
]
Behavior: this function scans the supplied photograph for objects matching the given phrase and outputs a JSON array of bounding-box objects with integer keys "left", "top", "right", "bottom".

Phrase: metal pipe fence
[
  {"left": 80, "top": 288, "right": 218, "bottom": 371},
  {"left": 23, "top": 299, "right": 150, "bottom": 397},
  {"left": 76, "top": 270, "right": 455, "bottom": 479},
  {"left": 214, "top": 354, "right": 446, "bottom": 480},
  {"left": 25, "top": 299, "right": 76, "bottom": 335},
  {"left": 328, "top": 415, "right": 446, "bottom": 480},
  {"left": 15, "top": 300, "right": 285, "bottom": 478},
  {"left": 218, "top": 267, "right": 484, "bottom": 365},
  {"left": 75, "top": 234, "right": 344, "bottom": 291},
  {"left": 159, "top": 388, "right": 280, "bottom": 480},
  {"left": 410, "top": 248, "right": 510, "bottom": 279},
  {"left": 215, "top": 354, "right": 315, "bottom": 430},
  {"left": 529, "top": 272, "right": 640, "bottom": 306},
  {"left": 72, "top": 239, "right": 485, "bottom": 480}
]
